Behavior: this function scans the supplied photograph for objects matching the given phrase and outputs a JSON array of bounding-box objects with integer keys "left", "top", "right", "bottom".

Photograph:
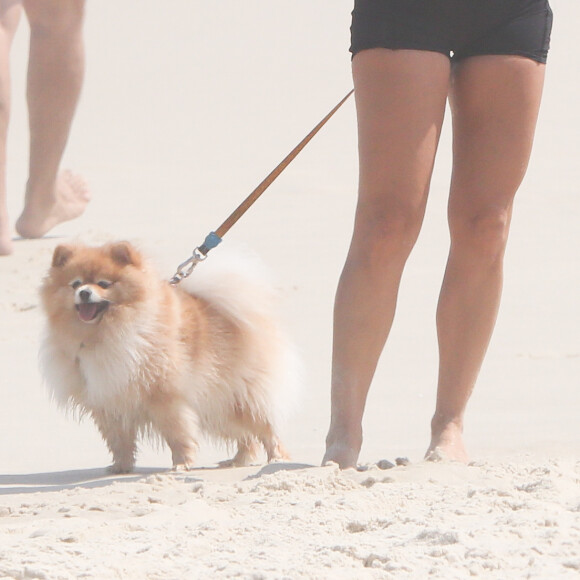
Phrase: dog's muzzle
[{"left": 75, "top": 286, "right": 110, "bottom": 323}]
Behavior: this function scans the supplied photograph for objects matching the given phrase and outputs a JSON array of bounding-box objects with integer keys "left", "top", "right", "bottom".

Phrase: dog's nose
[{"left": 79, "top": 289, "right": 92, "bottom": 302}]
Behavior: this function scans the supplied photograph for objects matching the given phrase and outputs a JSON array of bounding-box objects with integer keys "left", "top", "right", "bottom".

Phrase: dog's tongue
[{"left": 78, "top": 303, "right": 98, "bottom": 322}]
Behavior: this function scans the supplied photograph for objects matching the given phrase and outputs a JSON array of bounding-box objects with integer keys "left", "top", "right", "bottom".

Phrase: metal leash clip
[
  {"left": 169, "top": 247, "right": 207, "bottom": 285},
  {"left": 169, "top": 231, "right": 222, "bottom": 285}
]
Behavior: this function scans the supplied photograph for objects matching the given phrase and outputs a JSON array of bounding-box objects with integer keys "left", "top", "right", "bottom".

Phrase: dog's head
[{"left": 41, "top": 241, "right": 149, "bottom": 329}]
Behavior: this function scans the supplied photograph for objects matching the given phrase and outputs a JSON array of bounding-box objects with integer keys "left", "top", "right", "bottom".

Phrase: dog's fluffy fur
[{"left": 40, "top": 241, "right": 299, "bottom": 473}]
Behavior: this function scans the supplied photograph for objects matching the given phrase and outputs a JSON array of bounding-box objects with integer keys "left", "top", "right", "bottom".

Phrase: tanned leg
[
  {"left": 427, "top": 56, "right": 546, "bottom": 462},
  {"left": 14, "top": 0, "right": 88, "bottom": 240},
  {"left": 323, "top": 49, "right": 450, "bottom": 468},
  {"left": 0, "top": 0, "right": 21, "bottom": 255}
]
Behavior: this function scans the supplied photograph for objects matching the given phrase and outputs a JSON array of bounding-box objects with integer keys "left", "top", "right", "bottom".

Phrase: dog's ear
[
  {"left": 109, "top": 241, "right": 141, "bottom": 267},
  {"left": 52, "top": 244, "right": 74, "bottom": 268}
]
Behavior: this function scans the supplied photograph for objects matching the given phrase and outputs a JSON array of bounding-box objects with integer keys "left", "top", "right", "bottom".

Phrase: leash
[{"left": 169, "top": 89, "right": 354, "bottom": 285}]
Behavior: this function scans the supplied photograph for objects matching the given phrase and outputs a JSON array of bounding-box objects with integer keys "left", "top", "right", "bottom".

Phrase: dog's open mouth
[{"left": 76, "top": 301, "right": 109, "bottom": 323}]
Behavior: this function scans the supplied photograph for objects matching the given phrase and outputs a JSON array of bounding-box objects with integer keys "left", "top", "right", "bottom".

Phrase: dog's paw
[
  {"left": 108, "top": 462, "right": 134, "bottom": 474},
  {"left": 217, "top": 457, "right": 258, "bottom": 468},
  {"left": 172, "top": 462, "right": 194, "bottom": 472},
  {"left": 266, "top": 443, "right": 290, "bottom": 464}
]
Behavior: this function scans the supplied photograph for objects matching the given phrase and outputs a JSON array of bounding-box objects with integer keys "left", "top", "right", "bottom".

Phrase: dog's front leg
[
  {"left": 148, "top": 399, "right": 199, "bottom": 470},
  {"left": 91, "top": 409, "right": 138, "bottom": 473}
]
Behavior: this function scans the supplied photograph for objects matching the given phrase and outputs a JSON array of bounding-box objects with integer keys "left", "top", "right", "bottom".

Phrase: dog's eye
[
  {"left": 70, "top": 280, "right": 82, "bottom": 290},
  {"left": 97, "top": 280, "right": 112, "bottom": 289}
]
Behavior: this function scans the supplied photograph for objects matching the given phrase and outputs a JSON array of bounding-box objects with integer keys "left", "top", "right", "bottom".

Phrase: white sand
[
  {"left": 1, "top": 461, "right": 579, "bottom": 579},
  {"left": 1, "top": 1, "right": 579, "bottom": 578}
]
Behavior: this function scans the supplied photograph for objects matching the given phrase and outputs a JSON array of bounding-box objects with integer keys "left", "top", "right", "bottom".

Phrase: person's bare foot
[
  {"left": 15, "top": 170, "right": 90, "bottom": 239},
  {"left": 425, "top": 420, "right": 469, "bottom": 463},
  {"left": 0, "top": 209, "right": 13, "bottom": 255},
  {"left": 322, "top": 427, "right": 362, "bottom": 469}
]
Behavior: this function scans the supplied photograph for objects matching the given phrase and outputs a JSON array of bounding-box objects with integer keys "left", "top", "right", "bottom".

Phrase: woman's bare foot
[
  {"left": 15, "top": 170, "right": 90, "bottom": 239},
  {"left": 425, "top": 420, "right": 469, "bottom": 463},
  {"left": 0, "top": 209, "right": 13, "bottom": 255},
  {"left": 322, "top": 426, "right": 362, "bottom": 469}
]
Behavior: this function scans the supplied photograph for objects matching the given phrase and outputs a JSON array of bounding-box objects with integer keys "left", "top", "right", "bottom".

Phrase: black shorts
[{"left": 350, "top": 0, "right": 553, "bottom": 64}]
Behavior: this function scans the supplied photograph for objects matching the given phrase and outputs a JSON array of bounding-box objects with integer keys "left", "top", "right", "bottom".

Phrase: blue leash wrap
[{"left": 198, "top": 231, "right": 222, "bottom": 256}]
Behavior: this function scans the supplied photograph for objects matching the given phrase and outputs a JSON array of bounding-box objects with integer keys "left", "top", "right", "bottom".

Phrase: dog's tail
[
  {"left": 180, "top": 247, "right": 279, "bottom": 331},
  {"left": 180, "top": 247, "right": 302, "bottom": 426}
]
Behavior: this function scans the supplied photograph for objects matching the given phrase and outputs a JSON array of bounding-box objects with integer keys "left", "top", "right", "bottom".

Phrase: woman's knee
[
  {"left": 352, "top": 202, "right": 425, "bottom": 265},
  {"left": 450, "top": 208, "right": 512, "bottom": 264},
  {"left": 0, "top": 2, "right": 22, "bottom": 39},
  {"left": 23, "top": 0, "right": 84, "bottom": 35}
]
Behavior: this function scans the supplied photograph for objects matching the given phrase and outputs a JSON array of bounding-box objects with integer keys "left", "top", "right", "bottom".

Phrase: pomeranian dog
[{"left": 39, "top": 241, "right": 299, "bottom": 473}]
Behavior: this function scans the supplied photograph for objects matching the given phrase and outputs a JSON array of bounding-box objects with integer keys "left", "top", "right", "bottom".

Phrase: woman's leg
[
  {"left": 323, "top": 49, "right": 450, "bottom": 468},
  {"left": 428, "top": 55, "right": 546, "bottom": 462},
  {"left": 15, "top": 0, "right": 88, "bottom": 240},
  {"left": 0, "top": 0, "right": 21, "bottom": 255}
]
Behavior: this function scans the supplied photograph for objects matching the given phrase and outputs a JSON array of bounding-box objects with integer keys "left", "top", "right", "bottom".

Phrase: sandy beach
[{"left": 1, "top": 1, "right": 579, "bottom": 578}]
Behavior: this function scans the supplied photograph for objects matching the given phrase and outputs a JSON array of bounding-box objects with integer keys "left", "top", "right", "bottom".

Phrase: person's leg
[
  {"left": 0, "top": 0, "right": 21, "bottom": 255},
  {"left": 427, "top": 55, "right": 546, "bottom": 462},
  {"left": 323, "top": 49, "right": 450, "bottom": 469},
  {"left": 14, "top": 0, "right": 88, "bottom": 240}
]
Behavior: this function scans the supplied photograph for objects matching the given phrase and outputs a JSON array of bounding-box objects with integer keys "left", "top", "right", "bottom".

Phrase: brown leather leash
[{"left": 169, "top": 89, "right": 354, "bottom": 285}]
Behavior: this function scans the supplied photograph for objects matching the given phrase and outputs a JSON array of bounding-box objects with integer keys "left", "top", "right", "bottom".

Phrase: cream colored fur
[{"left": 40, "top": 242, "right": 300, "bottom": 473}]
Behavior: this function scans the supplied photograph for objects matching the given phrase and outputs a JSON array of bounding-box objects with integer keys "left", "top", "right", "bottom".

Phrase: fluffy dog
[{"left": 40, "top": 241, "right": 299, "bottom": 473}]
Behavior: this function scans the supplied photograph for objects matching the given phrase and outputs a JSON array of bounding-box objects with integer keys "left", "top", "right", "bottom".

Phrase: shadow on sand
[
  {"left": 0, "top": 467, "right": 171, "bottom": 495},
  {"left": 0, "top": 462, "right": 316, "bottom": 495}
]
